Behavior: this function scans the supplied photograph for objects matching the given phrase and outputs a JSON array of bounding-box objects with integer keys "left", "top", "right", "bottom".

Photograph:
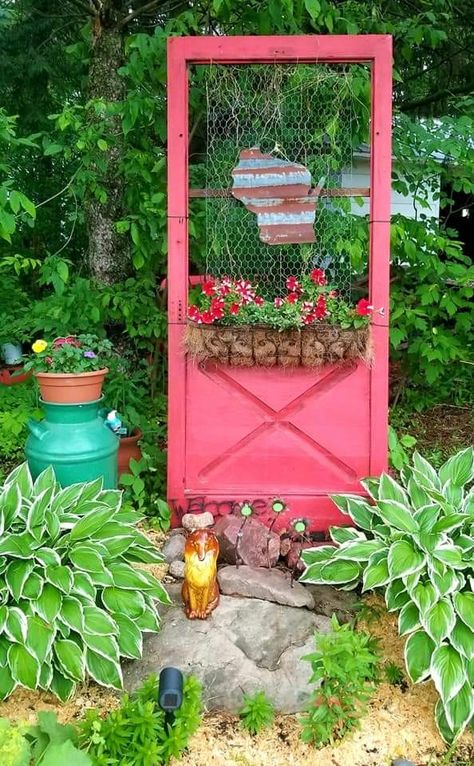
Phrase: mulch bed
[{"left": 184, "top": 323, "right": 372, "bottom": 368}]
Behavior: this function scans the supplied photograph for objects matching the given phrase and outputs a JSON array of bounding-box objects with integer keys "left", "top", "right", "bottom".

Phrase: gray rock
[
  {"left": 123, "top": 585, "right": 331, "bottom": 712},
  {"left": 391, "top": 761, "right": 416, "bottom": 766},
  {"left": 169, "top": 560, "right": 185, "bottom": 579},
  {"left": 181, "top": 512, "right": 214, "bottom": 531},
  {"left": 214, "top": 515, "right": 280, "bottom": 568},
  {"left": 161, "top": 534, "right": 186, "bottom": 564},
  {"left": 303, "top": 583, "right": 358, "bottom": 623},
  {"left": 218, "top": 566, "right": 314, "bottom": 609}
]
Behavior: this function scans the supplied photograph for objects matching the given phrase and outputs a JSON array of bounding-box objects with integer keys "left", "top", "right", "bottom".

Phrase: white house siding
[{"left": 341, "top": 158, "right": 440, "bottom": 220}]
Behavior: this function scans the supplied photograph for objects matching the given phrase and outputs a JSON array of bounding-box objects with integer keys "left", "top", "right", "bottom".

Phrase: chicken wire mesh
[{"left": 190, "top": 63, "right": 371, "bottom": 300}]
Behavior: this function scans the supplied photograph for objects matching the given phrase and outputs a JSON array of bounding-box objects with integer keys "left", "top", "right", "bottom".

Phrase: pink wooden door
[{"left": 167, "top": 36, "right": 392, "bottom": 531}]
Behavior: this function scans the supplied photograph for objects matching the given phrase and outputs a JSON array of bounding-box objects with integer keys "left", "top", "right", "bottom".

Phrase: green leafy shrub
[
  {"left": 238, "top": 690, "right": 275, "bottom": 735},
  {"left": 300, "top": 447, "right": 474, "bottom": 742},
  {"left": 300, "top": 616, "right": 380, "bottom": 746},
  {"left": 0, "top": 463, "right": 169, "bottom": 701},
  {"left": 80, "top": 673, "right": 202, "bottom": 765},
  {"left": 384, "top": 661, "right": 406, "bottom": 688},
  {"left": 0, "top": 380, "right": 42, "bottom": 463}
]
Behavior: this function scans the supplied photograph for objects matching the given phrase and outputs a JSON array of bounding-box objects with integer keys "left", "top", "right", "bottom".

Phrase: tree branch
[
  {"left": 117, "top": 0, "right": 161, "bottom": 28},
  {"left": 401, "top": 82, "right": 474, "bottom": 112}
]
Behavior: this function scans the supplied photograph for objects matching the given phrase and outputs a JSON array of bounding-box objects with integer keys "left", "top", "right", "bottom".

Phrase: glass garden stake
[
  {"left": 291, "top": 518, "right": 309, "bottom": 585},
  {"left": 236, "top": 502, "right": 253, "bottom": 568},
  {"left": 266, "top": 499, "right": 286, "bottom": 568}
]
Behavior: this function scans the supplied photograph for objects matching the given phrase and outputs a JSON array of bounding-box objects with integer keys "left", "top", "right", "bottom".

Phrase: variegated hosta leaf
[
  {"left": 329, "top": 494, "right": 375, "bottom": 531},
  {"left": 430, "top": 644, "right": 466, "bottom": 704},
  {"left": 439, "top": 447, "right": 474, "bottom": 488},
  {"left": 422, "top": 599, "right": 456, "bottom": 644},
  {"left": 388, "top": 540, "right": 425, "bottom": 579},
  {"left": 398, "top": 601, "right": 421, "bottom": 636},
  {"left": 453, "top": 592, "right": 474, "bottom": 631},
  {"left": 328, "top": 526, "right": 366, "bottom": 544},
  {"left": 405, "top": 629, "right": 435, "bottom": 683}
]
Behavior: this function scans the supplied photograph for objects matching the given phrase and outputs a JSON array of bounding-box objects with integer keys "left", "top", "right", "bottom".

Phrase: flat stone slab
[
  {"left": 302, "top": 583, "right": 358, "bottom": 623},
  {"left": 123, "top": 584, "right": 331, "bottom": 713},
  {"left": 218, "top": 566, "right": 315, "bottom": 609}
]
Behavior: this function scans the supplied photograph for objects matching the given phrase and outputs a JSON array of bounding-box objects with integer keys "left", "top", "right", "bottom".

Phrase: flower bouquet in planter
[
  {"left": 25, "top": 334, "right": 113, "bottom": 403},
  {"left": 185, "top": 271, "right": 374, "bottom": 368}
]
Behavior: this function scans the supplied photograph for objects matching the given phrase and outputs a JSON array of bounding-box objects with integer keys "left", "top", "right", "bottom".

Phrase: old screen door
[{"left": 167, "top": 35, "right": 392, "bottom": 530}]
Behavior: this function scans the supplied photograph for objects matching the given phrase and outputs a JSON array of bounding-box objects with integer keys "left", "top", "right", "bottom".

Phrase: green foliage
[
  {"left": 238, "top": 690, "right": 275, "bottom": 735},
  {"left": 79, "top": 673, "right": 202, "bottom": 765},
  {"left": 0, "top": 712, "right": 90, "bottom": 766},
  {"left": 300, "top": 616, "right": 380, "bottom": 746},
  {"left": 300, "top": 447, "right": 474, "bottom": 742},
  {"left": 0, "top": 462, "right": 169, "bottom": 701},
  {"left": 0, "top": 380, "right": 42, "bottom": 462},
  {"left": 119, "top": 457, "right": 170, "bottom": 531}
]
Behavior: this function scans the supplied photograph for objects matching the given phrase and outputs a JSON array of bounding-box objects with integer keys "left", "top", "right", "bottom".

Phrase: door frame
[{"left": 167, "top": 34, "right": 392, "bottom": 505}]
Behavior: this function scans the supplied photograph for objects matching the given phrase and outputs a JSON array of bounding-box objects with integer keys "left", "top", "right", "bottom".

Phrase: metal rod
[{"left": 189, "top": 187, "right": 370, "bottom": 199}]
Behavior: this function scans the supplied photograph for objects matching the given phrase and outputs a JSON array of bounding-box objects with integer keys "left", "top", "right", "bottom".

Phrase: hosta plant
[
  {"left": 300, "top": 447, "right": 474, "bottom": 743},
  {"left": 0, "top": 463, "right": 170, "bottom": 701}
]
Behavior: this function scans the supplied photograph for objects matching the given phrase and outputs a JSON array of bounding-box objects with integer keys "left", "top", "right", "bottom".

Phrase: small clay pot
[
  {"left": 118, "top": 427, "right": 143, "bottom": 476},
  {"left": 0, "top": 365, "right": 32, "bottom": 386},
  {"left": 35, "top": 368, "right": 108, "bottom": 403}
]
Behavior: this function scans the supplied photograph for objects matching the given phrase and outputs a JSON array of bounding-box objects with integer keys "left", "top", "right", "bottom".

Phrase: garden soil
[{"left": 1, "top": 594, "right": 473, "bottom": 766}]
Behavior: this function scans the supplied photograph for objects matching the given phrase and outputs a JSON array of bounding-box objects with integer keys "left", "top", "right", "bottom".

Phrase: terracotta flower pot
[
  {"left": 0, "top": 365, "right": 32, "bottom": 386},
  {"left": 118, "top": 428, "right": 143, "bottom": 477},
  {"left": 35, "top": 368, "right": 109, "bottom": 403}
]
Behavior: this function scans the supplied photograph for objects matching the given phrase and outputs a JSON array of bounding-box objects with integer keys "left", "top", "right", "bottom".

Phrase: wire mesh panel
[{"left": 191, "top": 63, "right": 371, "bottom": 299}]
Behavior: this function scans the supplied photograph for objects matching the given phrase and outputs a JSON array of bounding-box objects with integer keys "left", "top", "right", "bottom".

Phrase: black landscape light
[{"left": 158, "top": 667, "right": 184, "bottom": 728}]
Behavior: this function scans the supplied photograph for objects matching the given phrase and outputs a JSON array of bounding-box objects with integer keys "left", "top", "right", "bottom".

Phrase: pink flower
[
  {"left": 328, "top": 290, "right": 338, "bottom": 299},
  {"left": 45, "top": 356, "right": 53, "bottom": 365},
  {"left": 286, "top": 292, "right": 299, "bottom": 304},
  {"left": 356, "top": 298, "right": 373, "bottom": 316},
  {"left": 301, "top": 301, "right": 314, "bottom": 313},
  {"left": 229, "top": 302, "right": 241, "bottom": 315},
  {"left": 217, "top": 278, "right": 232, "bottom": 296},
  {"left": 310, "top": 268, "right": 327, "bottom": 286},
  {"left": 201, "top": 279, "right": 216, "bottom": 296},
  {"left": 234, "top": 279, "right": 255, "bottom": 304},
  {"left": 254, "top": 296, "right": 264, "bottom": 306},
  {"left": 286, "top": 276, "right": 301, "bottom": 293},
  {"left": 274, "top": 297, "right": 284, "bottom": 308}
]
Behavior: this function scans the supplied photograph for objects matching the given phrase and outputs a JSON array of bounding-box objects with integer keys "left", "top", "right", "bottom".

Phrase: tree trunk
[{"left": 86, "top": 23, "right": 130, "bottom": 285}]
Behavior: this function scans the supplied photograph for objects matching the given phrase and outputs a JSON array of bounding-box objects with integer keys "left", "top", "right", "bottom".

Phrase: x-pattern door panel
[{"left": 185, "top": 360, "right": 370, "bottom": 494}]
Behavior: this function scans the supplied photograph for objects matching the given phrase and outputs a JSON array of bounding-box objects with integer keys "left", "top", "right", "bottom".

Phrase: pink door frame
[{"left": 167, "top": 35, "right": 392, "bottom": 523}]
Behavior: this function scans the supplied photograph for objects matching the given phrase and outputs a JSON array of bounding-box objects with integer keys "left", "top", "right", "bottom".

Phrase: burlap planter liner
[{"left": 184, "top": 324, "right": 372, "bottom": 368}]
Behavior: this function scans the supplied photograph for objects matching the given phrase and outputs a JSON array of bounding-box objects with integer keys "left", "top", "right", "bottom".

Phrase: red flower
[
  {"left": 210, "top": 297, "right": 225, "bottom": 319},
  {"left": 274, "top": 297, "right": 284, "bottom": 308},
  {"left": 303, "top": 313, "right": 315, "bottom": 325},
  {"left": 301, "top": 301, "right": 314, "bottom": 313},
  {"left": 314, "top": 295, "right": 328, "bottom": 320},
  {"left": 201, "top": 279, "right": 216, "bottom": 296},
  {"left": 201, "top": 310, "right": 215, "bottom": 324},
  {"left": 229, "top": 302, "right": 241, "bottom": 315},
  {"left": 286, "top": 276, "right": 301, "bottom": 293},
  {"left": 310, "top": 268, "right": 327, "bottom": 286},
  {"left": 286, "top": 292, "right": 299, "bottom": 304},
  {"left": 254, "top": 296, "right": 264, "bottom": 306},
  {"left": 356, "top": 298, "right": 373, "bottom": 316},
  {"left": 188, "top": 305, "right": 201, "bottom": 322},
  {"left": 53, "top": 335, "right": 80, "bottom": 348}
]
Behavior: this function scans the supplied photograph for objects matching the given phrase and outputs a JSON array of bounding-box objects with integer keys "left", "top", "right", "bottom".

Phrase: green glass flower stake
[
  {"left": 266, "top": 498, "right": 286, "bottom": 568},
  {"left": 236, "top": 502, "right": 253, "bottom": 568},
  {"left": 290, "top": 518, "right": 309, "bottom": 585}
]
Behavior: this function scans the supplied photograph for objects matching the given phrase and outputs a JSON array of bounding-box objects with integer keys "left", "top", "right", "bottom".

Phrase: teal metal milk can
[{"left": 26, "top": 398, "right": 119, "bottom": 488}]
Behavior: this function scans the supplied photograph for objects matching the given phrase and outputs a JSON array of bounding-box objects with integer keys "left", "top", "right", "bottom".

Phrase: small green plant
[
  {"left": 300, "top": 616, "right": 380, "bottom": 746},
  {"left": 388, "top": 424, "right": 417, "bottom": 471},
  {"left": 0, "top": 462, "right": 170, "bottom": 701},
  {"left": 301, "top": 447, "right": 474, "bottom": 743},
  {"left": 384, "top": 661, "right": 406, "bottom": 687},
  {"left": 238, "top": 690, "right": 275, "bottom": 735},
  {"left": 0, "top": 712, "right": 91, "bottom": 766},
  {"left": 120, "top": 457, "right": 170, "bottom": 531},
  {"left": 79, "top": 673, "right": 202, "bottom": 765}
]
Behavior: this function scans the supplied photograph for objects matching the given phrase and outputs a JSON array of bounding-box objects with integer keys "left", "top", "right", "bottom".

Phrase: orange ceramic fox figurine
[{"left": 182, "top": 529, "right": 220, "bottom": 619}]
